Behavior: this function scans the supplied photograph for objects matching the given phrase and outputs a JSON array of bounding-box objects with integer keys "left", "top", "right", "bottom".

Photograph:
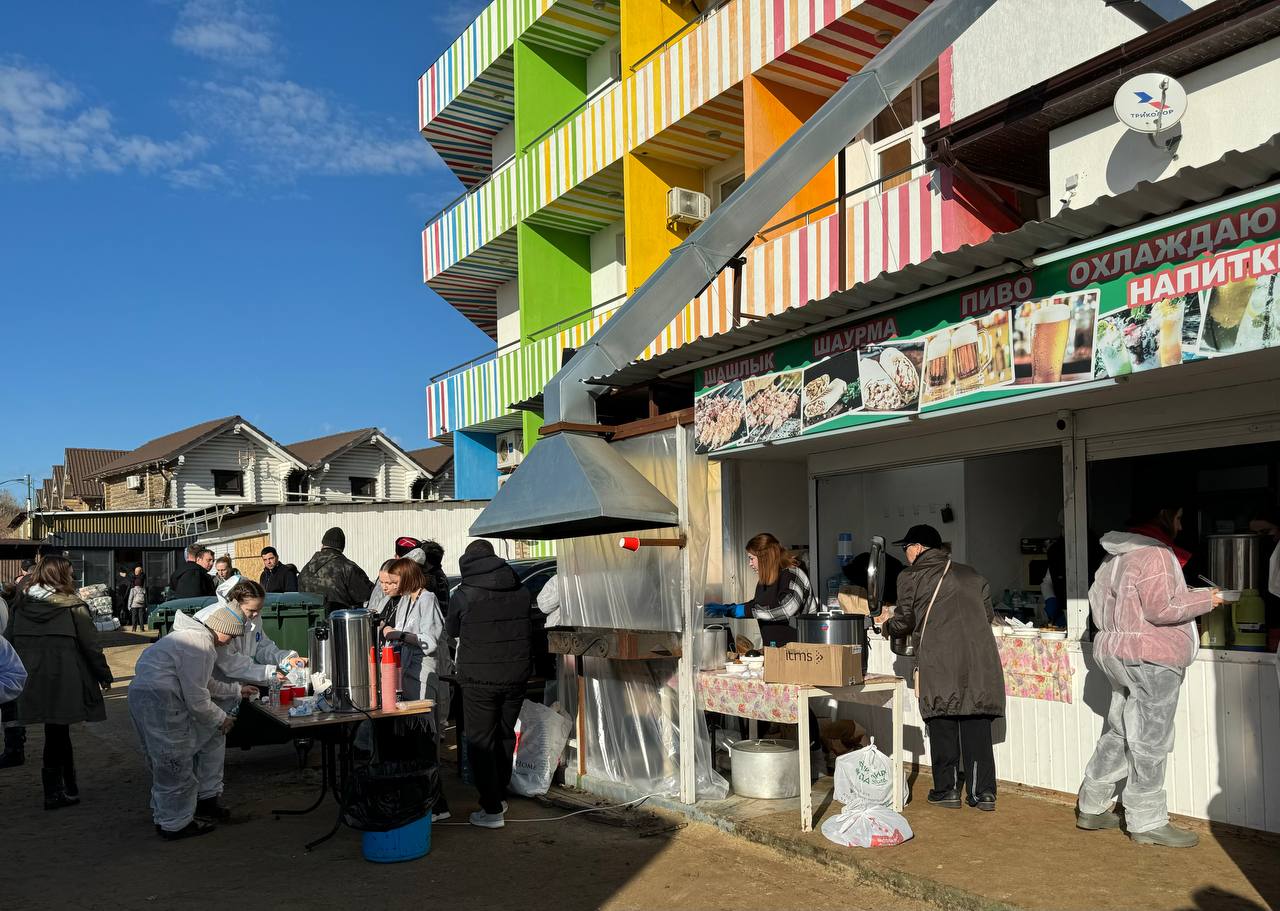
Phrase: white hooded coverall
[
  {"left": 194, "top": 599, "right": 297, "bottom": 711},
  {"left": 129, "top": 611, "right": 241, "bottom": 832}
]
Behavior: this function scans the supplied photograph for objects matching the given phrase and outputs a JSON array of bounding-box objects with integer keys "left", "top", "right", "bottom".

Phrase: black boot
[
  {"left": 62, "top": 755, "right": 79, "bottom": 799},
  {"left": 0, "top": 727, "right": 25, "bottom": 769},
  {"left": 195, "top": 796, "right": 231, "bottom": 821},
  {"left": 42, "top": 768, "right": 78, "bottom": 810}
]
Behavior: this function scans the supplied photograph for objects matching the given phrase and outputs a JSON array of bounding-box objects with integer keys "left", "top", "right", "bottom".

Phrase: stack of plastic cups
[{"left": 380, "top": 646, "right": 398, "bottom": 711}]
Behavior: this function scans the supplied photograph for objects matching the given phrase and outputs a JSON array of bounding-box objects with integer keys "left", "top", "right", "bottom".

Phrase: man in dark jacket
[
  {"left": 877, "top": 525, "right": 1004, "bottom": 812},
  {"left": 259, "top": 547, "right": 299, "bottom": 593},
  {"left": 169, "top": 546, "right": 216, "bottom": 599},
  {"left": 446, "top": 540, "right": 533, "bottom": 829},
  {"left": 298, "top": 527, "right": 373, "bottom": 616}
]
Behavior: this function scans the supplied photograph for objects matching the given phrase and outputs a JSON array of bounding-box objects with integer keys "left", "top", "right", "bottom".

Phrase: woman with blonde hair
[
  {"left": 705, "top": 532, "right": 818, "bottom": 647},
  {"left": 7, "top": 555, "right": 113, "bottom": 809}
]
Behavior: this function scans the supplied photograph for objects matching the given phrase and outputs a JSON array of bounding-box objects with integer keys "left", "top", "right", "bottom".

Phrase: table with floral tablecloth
[
  {"left": 997, "top": 636, "right": 1074, "bottom": 703},
  {"left": 698, "top": 671, "right": 804, "bottom": 723}
]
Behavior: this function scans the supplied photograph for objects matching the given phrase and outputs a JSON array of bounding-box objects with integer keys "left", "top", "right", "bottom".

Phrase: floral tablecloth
[
  {"left": 698, "top": 671, "right": 803, "bottom": 723},
  {"left": 997, "top": 637, "right": 1074, "bottom": 703}
]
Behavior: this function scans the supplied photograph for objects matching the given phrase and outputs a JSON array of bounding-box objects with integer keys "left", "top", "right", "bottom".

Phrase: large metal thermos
[
  {"left": 308, "top": 621, "right": 334, "bottom": 682},
  {"left": 329, "top": 608, "right": 376, "bottom": 712},
  {"left": 1206, "top": 534, "right": 1264, "bottom": 591}
]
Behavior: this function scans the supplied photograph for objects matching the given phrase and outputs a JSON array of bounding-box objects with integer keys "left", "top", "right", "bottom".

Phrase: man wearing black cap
[
  {"left": 446, "top": 539, "right": 533, "bottom": 830},
  {"left": 298, "top": 527, "right": 373, "bottom": 617},
  {"left": 877, "top": 524, "right": 1005, "bottom": 812}
]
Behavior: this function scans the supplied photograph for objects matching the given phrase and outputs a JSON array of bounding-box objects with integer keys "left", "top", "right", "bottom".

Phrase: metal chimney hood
[
  {"left": 468, "top": 432, "right": 679, "bottom": 539},
  {"left": 471, "top": 0, "right": 997, "bottom": 541}
]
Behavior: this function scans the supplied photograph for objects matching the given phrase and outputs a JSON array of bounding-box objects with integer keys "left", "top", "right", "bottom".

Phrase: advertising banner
[{"left": 694, "top": 195, "right": 1280, "bottom": 454}]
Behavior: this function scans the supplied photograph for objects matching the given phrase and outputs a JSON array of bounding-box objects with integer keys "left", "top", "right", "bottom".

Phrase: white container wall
[
  {"left": 844, "top": 638, "right": 1280, "bottom": 833},
  {"left": 269, "top": 500, "right": 490, "bottom": 578}
]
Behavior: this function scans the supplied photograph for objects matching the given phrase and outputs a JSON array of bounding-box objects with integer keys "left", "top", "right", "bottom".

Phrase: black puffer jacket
[
  {"left": 8, "top": 588, "right": 113, "bottom": 725},
  {"left": 170, "top": 561, "right": 216, "bottom": 599},
  {"left": 446, "top": 550, "right": 532, "bottom": 687},
  {"left": 881, "top": 547, "right": 1005, "bottom": 720}
]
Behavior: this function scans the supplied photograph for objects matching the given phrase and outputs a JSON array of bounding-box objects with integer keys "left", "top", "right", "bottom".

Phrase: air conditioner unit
[
  {"left": 126, "top": 475, "right": 142, "bottom": 491},
  {"left": 667, "top": 187, "right": 710, "bottom": 226},
  {"left": 496, "top": 430, "right": 524, "bottom": 471}
]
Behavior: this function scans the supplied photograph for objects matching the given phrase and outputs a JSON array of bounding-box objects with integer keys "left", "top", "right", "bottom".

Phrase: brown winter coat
[
  {"left": 7, "top": 588, "right": 113, "bottom": 725},
  {"left": 881, "top": 548, "right": 1005, "bottom": 720}
]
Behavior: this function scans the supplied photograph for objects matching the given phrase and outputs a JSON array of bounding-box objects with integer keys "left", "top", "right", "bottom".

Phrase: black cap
[
  {"left": 394, "top": 536, "right": 421, "bottom": 557},
  {"left": 892, "top": 524, "right": 942, "bottom": 549},
  {"left": 321, "top": 527, "right": 346, "bottom": 552}
]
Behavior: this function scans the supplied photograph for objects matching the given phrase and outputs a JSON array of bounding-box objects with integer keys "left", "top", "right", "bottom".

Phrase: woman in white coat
[
  {"left": 129, "top": 605, "right": 256, "bottom": 840},
  {"left": 379, "top": 557, "right": 453, "bottom": 820},
  {"left": 195, "top": 578, "right": 305, "bottom": 710}
]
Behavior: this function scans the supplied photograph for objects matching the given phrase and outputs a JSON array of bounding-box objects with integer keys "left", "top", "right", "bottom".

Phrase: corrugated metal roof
[
  {"left": 92, "top": 416, "right": 239, "bottom": 478},
  {"left": 589, "top": 134, "right": 1280, "bottom": 390},
  {"left": 51, "top": 465, "right": 65, "bottom": 507},
  {"left": 64, "top": 448, "right": 127, "bottom": 499}
]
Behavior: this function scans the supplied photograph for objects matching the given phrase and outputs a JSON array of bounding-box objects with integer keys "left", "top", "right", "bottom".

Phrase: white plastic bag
[
  {"left": 510, "top": 700, "right": 573, "bottom": 797},
  {"left": 821, "top": 805, "right": 914, "bottom": 848},
  {"left": 834, "top": 737, "right": 894, "bottom": 812}
]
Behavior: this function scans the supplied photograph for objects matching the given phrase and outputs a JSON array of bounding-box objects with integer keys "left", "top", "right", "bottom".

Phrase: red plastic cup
[
  {"left": 279, "top": 686, "right": 294, "bottom": 707},
  {"left": 292, "top": 686, "right": 306, "bottom": 700},
  {"left": 619, "top": 536, "right": 640, "bottom": 551}
]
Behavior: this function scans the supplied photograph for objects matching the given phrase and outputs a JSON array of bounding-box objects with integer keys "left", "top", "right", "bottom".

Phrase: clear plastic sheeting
[
  {"left": 556, "top": 426, "right": 726, "bottom": 799},
  {"left": 580, "top": 656, "right": 728, "bottom": 800},
  {"left": 559, "top": 428, "right": 710, "bottom": 632}
]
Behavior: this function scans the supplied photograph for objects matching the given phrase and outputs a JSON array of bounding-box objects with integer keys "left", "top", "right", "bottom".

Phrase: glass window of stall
[{"left": 1086, "top": 441, "right": 1280, "bottom": 653}]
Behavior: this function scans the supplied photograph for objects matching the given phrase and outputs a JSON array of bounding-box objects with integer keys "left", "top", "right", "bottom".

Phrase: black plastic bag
[{"left": 342, "top": 760, "right": 440, "bottom": 832}]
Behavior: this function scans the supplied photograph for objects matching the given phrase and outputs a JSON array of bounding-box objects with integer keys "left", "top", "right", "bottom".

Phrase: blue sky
[{"left": 0, "top": 0, "right": 491, "bottom": 494}]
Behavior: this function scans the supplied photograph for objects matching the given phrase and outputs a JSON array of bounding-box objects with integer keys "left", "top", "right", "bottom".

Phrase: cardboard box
[{"left": 764, "top": 643, "right": 864, "bottom": 686}]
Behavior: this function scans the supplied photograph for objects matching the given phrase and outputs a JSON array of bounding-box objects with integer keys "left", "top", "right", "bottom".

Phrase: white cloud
[
  {"left": 172, "top": 0, "right": 276, "bottom": 70},
  {"left": 189, "top": 78, "right": 437, "bottom": 179},
  {"left": 0, "top": 60, "right": 206, "bottom": 179}
]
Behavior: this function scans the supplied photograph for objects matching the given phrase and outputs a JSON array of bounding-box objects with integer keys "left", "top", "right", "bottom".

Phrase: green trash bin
[{"left": 149, "top": 596, "right": 218, "bottom": 636}]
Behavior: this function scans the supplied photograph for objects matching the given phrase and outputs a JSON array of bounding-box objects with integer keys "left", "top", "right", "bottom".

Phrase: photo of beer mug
[
  {"left": 949, "top": 320, "right": 993, "bottom": 392},
  {"left": 1030, "top": 303, "right": 1072, "bottom": 384},
  {"left": 924, "top": 330, "right": 952, "bottom": 393}
]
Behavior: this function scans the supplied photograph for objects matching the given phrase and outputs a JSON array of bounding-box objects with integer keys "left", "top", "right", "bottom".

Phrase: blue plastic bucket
[{"left": 362, "top": 815, "right": 431, "bottom": 863}]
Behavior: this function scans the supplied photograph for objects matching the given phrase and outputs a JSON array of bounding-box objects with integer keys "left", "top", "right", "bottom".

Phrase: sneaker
[
  {"left": 159, "top": 819, "right": 216, "bottom": 841},
  {"left": 1130, "top": 823, "right": 1199, "bottom": 848},
  {"left": 1076, "top": 808, "right": 1121, "bottom": 830},
  {"left": 431, "top": 810, "right": 451, "bottom": 823},
  {"left": 927, "top": 788, "right": 962, "bottom": 809},
  {"left": 469, "top": 809, "right": 505, "bottom": 829}
]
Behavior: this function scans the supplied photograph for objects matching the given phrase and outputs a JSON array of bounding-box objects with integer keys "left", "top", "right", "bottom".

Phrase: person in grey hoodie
[{"left": 1076, "top": 499, "right": 1221, "bottom": 848}]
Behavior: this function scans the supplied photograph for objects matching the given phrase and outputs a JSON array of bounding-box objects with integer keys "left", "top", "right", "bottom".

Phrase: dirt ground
[{"left": 2, "top": 634, "right": 930, "bottom": 911}]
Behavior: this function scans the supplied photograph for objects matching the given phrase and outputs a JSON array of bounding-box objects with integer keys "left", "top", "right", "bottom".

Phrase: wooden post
[{"left": 676, "top": 423, "right": 698, "bottom": 804}]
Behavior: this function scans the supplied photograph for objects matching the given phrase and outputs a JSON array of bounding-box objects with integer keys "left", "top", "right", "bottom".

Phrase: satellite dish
[{"left": 1114, "top": 73, "right": 1187, "bottom": 135}]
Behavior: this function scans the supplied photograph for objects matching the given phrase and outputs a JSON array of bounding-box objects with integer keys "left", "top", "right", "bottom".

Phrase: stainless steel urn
[
  {"left": 307, "top": 621, "right": 335, "bottom": 684},
  {"left": 329, "top": 608, "right": 375, "bottom": 712},
  {"left": 1206, "top": 534, "right": 1264, "bottom": 592}
]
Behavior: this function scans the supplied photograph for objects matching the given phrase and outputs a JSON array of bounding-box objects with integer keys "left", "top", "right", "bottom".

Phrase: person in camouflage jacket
[{"left": 298, "top": 527, "right": 374, "bottom": 617}]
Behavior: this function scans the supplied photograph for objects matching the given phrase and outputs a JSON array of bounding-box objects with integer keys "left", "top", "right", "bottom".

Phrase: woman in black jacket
[
  {"left": 8, "top": 556, "right": 113, "bottom": 809},
  {"left": 876, "top": 525, "right": 1004, "bottom": 812}
]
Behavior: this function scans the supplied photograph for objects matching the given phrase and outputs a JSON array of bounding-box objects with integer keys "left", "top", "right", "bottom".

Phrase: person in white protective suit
[
  {"left": 129, "top": 604, "right": 257, "bottom": 840},
  {"left": 194, "top": 578, "right": 308, "bottom": 760}
]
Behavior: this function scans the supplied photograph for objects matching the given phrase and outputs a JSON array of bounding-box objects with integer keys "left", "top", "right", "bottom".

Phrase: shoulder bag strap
[{"left": 915, "top": 560, "right": 952, "bottom": 653}]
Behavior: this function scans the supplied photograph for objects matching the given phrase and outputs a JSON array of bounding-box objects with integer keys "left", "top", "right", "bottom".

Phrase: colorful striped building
[{"left": 419, "top": 0, "right": 1014, "bottom": 500}]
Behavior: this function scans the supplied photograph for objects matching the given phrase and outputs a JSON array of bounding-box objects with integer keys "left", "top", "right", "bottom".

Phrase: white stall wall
[
  {"left": 269, "top": 500, "right": 488, "bottom": 579},
  {"left": 723, "top": 459, "right": 809, "bottom": 603},
  {"left": 815, "top": 460, "right": 965, "bottom": 589},
  {"left": 850, "top": 641, "right": 1280, "bottom": 833},
  {"left": 963, "top": 447, "right": 1063, "bottom": 598}
]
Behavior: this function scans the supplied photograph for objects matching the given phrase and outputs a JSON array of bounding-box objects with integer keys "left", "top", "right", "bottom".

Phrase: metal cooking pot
[
  {"left": 699, "top": 624, "right": 729, "bottom": 669},
  {"left": 796, "top": 611, "right": 868, "bottom": 649},
  {"left": 730, "top": 739, "right": 800, "bottom": 799}
]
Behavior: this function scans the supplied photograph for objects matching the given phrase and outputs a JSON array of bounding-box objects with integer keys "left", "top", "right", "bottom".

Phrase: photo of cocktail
[
  {"left": 1202, "top": 278, "right": 1258, "bottom": 353},
  {"left": 1094, "top": 316, "right": 1130, "bottom": 378},
  {"left": 1154, "top": 297, "right": 1185, "bottom": 367}
]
